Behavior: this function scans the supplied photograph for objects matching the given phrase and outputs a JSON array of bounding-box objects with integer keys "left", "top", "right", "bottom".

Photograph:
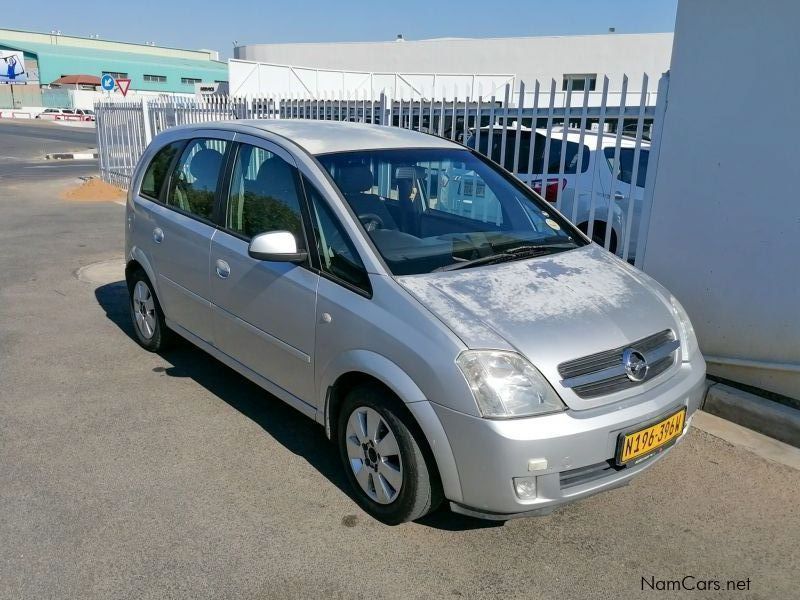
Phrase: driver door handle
[{"left": 215, "top": 259, "right": 231, "bottom": 279}]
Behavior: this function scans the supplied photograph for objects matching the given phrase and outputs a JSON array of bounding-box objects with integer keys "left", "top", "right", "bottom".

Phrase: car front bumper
[{"left": 431, "top": 358, "right": 707, "bottom": 518}]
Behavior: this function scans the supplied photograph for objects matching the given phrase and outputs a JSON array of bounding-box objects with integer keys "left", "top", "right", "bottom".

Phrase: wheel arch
[
  {"left": 125, "top": 247, "right": 161, "bottom": 299},
  {"left": 319, "top": 352, "right": 463, "bottom": 503},
  {"left": 578, "top": 219, "right": 618, "bottom": 252}
]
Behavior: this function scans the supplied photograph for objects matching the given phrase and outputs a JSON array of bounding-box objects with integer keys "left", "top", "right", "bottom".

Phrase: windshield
[{"left": 317, "top": 148, "right": 584, "bottom": 276}]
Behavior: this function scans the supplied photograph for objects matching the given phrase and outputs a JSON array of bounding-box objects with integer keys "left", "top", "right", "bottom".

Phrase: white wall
[
  {"left": 228, "top": 60, "right": 516, "bottom": 100},
  {"left": 642, "top": 0, "right": 800, "bottom": 398},
  {"left": 235, "top": 33, "right": 672, "bottom": 92}
]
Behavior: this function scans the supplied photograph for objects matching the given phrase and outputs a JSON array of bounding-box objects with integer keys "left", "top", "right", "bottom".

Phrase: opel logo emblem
[{"left": 622, "top": 348, "right": 649, "bottom": 382}]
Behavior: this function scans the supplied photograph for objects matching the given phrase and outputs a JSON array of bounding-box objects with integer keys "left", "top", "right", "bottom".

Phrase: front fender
[
  {"left": 318, "top": 350, "right": 427, "bottom": 422},
  {"left": 318, "top": 349, "right": 463, "bottom": 503}
]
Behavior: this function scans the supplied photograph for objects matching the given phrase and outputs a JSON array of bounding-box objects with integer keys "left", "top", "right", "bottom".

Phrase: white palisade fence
[{"left": 96, "top": 73, "right": 668, "bottom": 265}]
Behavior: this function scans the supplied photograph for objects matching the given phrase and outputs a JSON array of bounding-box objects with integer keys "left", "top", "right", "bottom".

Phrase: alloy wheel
[
  {"left": 132, "top": 281, "right": 157, "bottom": 340},
  {"left": 345, "top": 406, "right": 404, "bottom": 504}
]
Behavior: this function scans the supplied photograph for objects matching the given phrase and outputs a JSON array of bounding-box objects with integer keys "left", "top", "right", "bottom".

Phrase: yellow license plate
[{"left": 616, "top": 408, "right": 686, "bottom": 465}]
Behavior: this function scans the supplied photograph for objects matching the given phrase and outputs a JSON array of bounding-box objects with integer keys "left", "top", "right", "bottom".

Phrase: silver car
[{"left": 125, "top": 120, "right": 706, "bottom": 524}]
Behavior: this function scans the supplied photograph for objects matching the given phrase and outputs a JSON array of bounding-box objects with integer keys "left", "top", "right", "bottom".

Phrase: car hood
[{"left": 397, "top": 244, "right": 679, "bottom": 410}]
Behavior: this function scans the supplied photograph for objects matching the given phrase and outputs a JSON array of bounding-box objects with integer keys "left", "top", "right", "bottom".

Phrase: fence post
[
  {"left": 379, "top": 93, "right": 387, "bottom": 126},
  {"left": 142, "top": 98, "right": 152, "bottom": 146},
  {"left": 634, "top": 71, "right": 670, "bottom": 268}
]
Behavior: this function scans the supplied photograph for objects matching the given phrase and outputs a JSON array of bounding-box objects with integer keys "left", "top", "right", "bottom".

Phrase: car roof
[
  {"left": 183, "top": 119, "right": 462, "bottom": 155},
  {"left": 472, "top": 124, "right": 649, "bottom": 149}
]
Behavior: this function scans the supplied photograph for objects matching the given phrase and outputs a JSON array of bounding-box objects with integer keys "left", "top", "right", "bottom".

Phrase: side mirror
[{"left": 248, "top": 231, "right": 308, "bottom": 263}]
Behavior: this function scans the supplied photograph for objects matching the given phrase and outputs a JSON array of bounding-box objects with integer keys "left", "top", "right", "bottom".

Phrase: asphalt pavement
[
  {"left": 0, "top": 119, "right": 97, "bottom": 162},
  {"left": 0, "top": 139, "right": 798, "bottom": 598}
]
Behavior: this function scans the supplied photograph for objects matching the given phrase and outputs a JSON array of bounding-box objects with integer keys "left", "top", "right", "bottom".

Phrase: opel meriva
[{"left": 125, "top": 120, "right": 706, "bottom": 524}]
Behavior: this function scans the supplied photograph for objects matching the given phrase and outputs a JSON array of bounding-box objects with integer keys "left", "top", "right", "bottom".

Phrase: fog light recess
[{"left": 513, "top": 476, "right": 537, "bottom": 500}]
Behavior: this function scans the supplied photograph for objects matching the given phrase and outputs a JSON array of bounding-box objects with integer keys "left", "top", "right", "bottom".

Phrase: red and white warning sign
[{"left": 117, "top": 78, "right": 131, "bottom": 97}]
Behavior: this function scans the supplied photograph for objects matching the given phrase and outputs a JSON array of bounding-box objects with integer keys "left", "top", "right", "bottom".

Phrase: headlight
[
  {"left": 669, "top": 295, "right": 699, "bottom": 362},
  {"left": 456, "top": 350, "right": 565, "bottom": 418}
]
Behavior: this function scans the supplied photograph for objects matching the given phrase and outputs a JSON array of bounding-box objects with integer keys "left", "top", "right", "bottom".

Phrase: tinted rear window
[{"left": 469, "top": 130, "right": 590, "bottom": 174}]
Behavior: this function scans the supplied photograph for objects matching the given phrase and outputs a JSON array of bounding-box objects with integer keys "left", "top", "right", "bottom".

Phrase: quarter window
[
  {"left": 225, "top": 143, "right": 304, "bottom": 241},
  {"left": 140, "top": 141, "right": 183, "bottom": 200},
  {"left": 304, "top": 177, "right": 370, "bottom": 293},
  {"left": 167, "top": 139, "right": 228, "bottom": 220}
]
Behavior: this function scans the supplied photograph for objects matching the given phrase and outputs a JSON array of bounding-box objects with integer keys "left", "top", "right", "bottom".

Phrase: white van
[{"left": 467, "top": 125, "right": 650, "bottom": 259}]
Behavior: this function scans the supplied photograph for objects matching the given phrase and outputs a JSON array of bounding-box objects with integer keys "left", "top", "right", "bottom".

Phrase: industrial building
[
  {"left": 0, "top": 28, "right": 227, "bottom": 109},
  {"left": 232, "top": 32, "right": 673, "bottom": 98}
]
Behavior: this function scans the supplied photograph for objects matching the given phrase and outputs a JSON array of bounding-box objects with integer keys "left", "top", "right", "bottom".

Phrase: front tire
[
  {"left": 337, "top": 384, "right": 440, "bottom": 524},
  {"left": 127, "top": 269, "right": 172, "bottom": 352}
]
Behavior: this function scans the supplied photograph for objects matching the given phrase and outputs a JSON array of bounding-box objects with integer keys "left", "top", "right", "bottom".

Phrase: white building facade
[{"left": 231, "top": 33, "right": 672, "bottom": 100}]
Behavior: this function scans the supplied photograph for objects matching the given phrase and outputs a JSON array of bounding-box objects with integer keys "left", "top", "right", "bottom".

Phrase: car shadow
[{"left": 95, "top": 281, "right": 501, "bottom": 531}]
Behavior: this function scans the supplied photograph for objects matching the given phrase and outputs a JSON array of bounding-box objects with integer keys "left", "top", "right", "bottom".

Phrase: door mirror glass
[{"left": 248, "top": 230, "right": 307, "bottom": 263}]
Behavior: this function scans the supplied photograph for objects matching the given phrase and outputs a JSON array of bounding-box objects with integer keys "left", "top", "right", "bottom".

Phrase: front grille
[{"left": 558, "top": 330, "right": 678, "bottom": 399}]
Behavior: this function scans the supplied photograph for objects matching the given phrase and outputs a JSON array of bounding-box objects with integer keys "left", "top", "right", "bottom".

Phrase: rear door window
[{"left": 167, "top": 139, "right": 229, "bottom": 220}]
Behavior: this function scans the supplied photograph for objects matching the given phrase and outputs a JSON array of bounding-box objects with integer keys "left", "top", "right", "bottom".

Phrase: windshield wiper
[
  {"left": 433, "top": 252, "right": 513, "bottom": 272},
  {"left": 434, "top": 242, "right": 578, "bottom": 272},
  {"left": 496, "top": 242, "right": 578, "bottom": 255}
]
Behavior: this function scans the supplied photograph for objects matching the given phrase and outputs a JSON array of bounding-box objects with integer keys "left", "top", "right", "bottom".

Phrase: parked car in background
[
  {"left": 36, "top": 108, "right": 73, "bottom": 120},
  {"left": 125, "top": 120, "right": 704, "bottom": 524},
  {"left": 466, "top": 125, "right": 651, "bottom": 259},
  {"left": 74, "top": 108, "right": 95, "bottom": 121},
  {"left": 35, "top": 107, "right": 95, "bottom": 121}
]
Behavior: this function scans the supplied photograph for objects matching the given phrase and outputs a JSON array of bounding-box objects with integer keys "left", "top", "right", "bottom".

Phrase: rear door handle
[
  {"left": 152, "top": 228, "right": 164, "bottom": 244},
  {"left": 215, "top": 259, "right": 231, "bottom": 279},
  {"left": 613, "top": 191, "right": 626, "bottom": 201}
]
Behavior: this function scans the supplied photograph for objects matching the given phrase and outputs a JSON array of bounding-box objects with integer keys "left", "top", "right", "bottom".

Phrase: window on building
[
  {"left": 562, "top": 74, "right": 597, "bottom": 92},
  {"left": 181, "top": 77, "right": 202, "bottom": 85},
  {"left": 143, "top": 74, "right": 167, "bottom": 83},
  {"left": 214, "top": 80, "right": 229, "bottom": 84},
  {"left": 102, "top": 71, "right": 128, "bottom": 80}
]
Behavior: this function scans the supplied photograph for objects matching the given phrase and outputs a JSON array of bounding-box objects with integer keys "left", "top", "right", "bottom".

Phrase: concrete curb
[
  {"left": 704, "top": 382, "right": 800, "bottom": 447},
  {"left": 691, "top": 411, "right": 800, "bottom": 470},
  {"left": 45, "top": 152, "right": 99, "bottom": 160}
]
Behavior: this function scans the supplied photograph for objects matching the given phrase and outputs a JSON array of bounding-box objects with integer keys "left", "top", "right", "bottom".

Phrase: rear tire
[
  {"left": 579, "top": 221, "right": 617, "bottom": 253},
  {"left": 127, "top": 269, "right": 173, "bottom": 352},
  {"left": 337, "top": 384, "right": 441, "bottom": 524}
]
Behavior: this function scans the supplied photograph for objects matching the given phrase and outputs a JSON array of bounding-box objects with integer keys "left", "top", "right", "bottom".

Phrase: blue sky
[{"left": 9, "top": 0, "right": 677, "bottom": 57}]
